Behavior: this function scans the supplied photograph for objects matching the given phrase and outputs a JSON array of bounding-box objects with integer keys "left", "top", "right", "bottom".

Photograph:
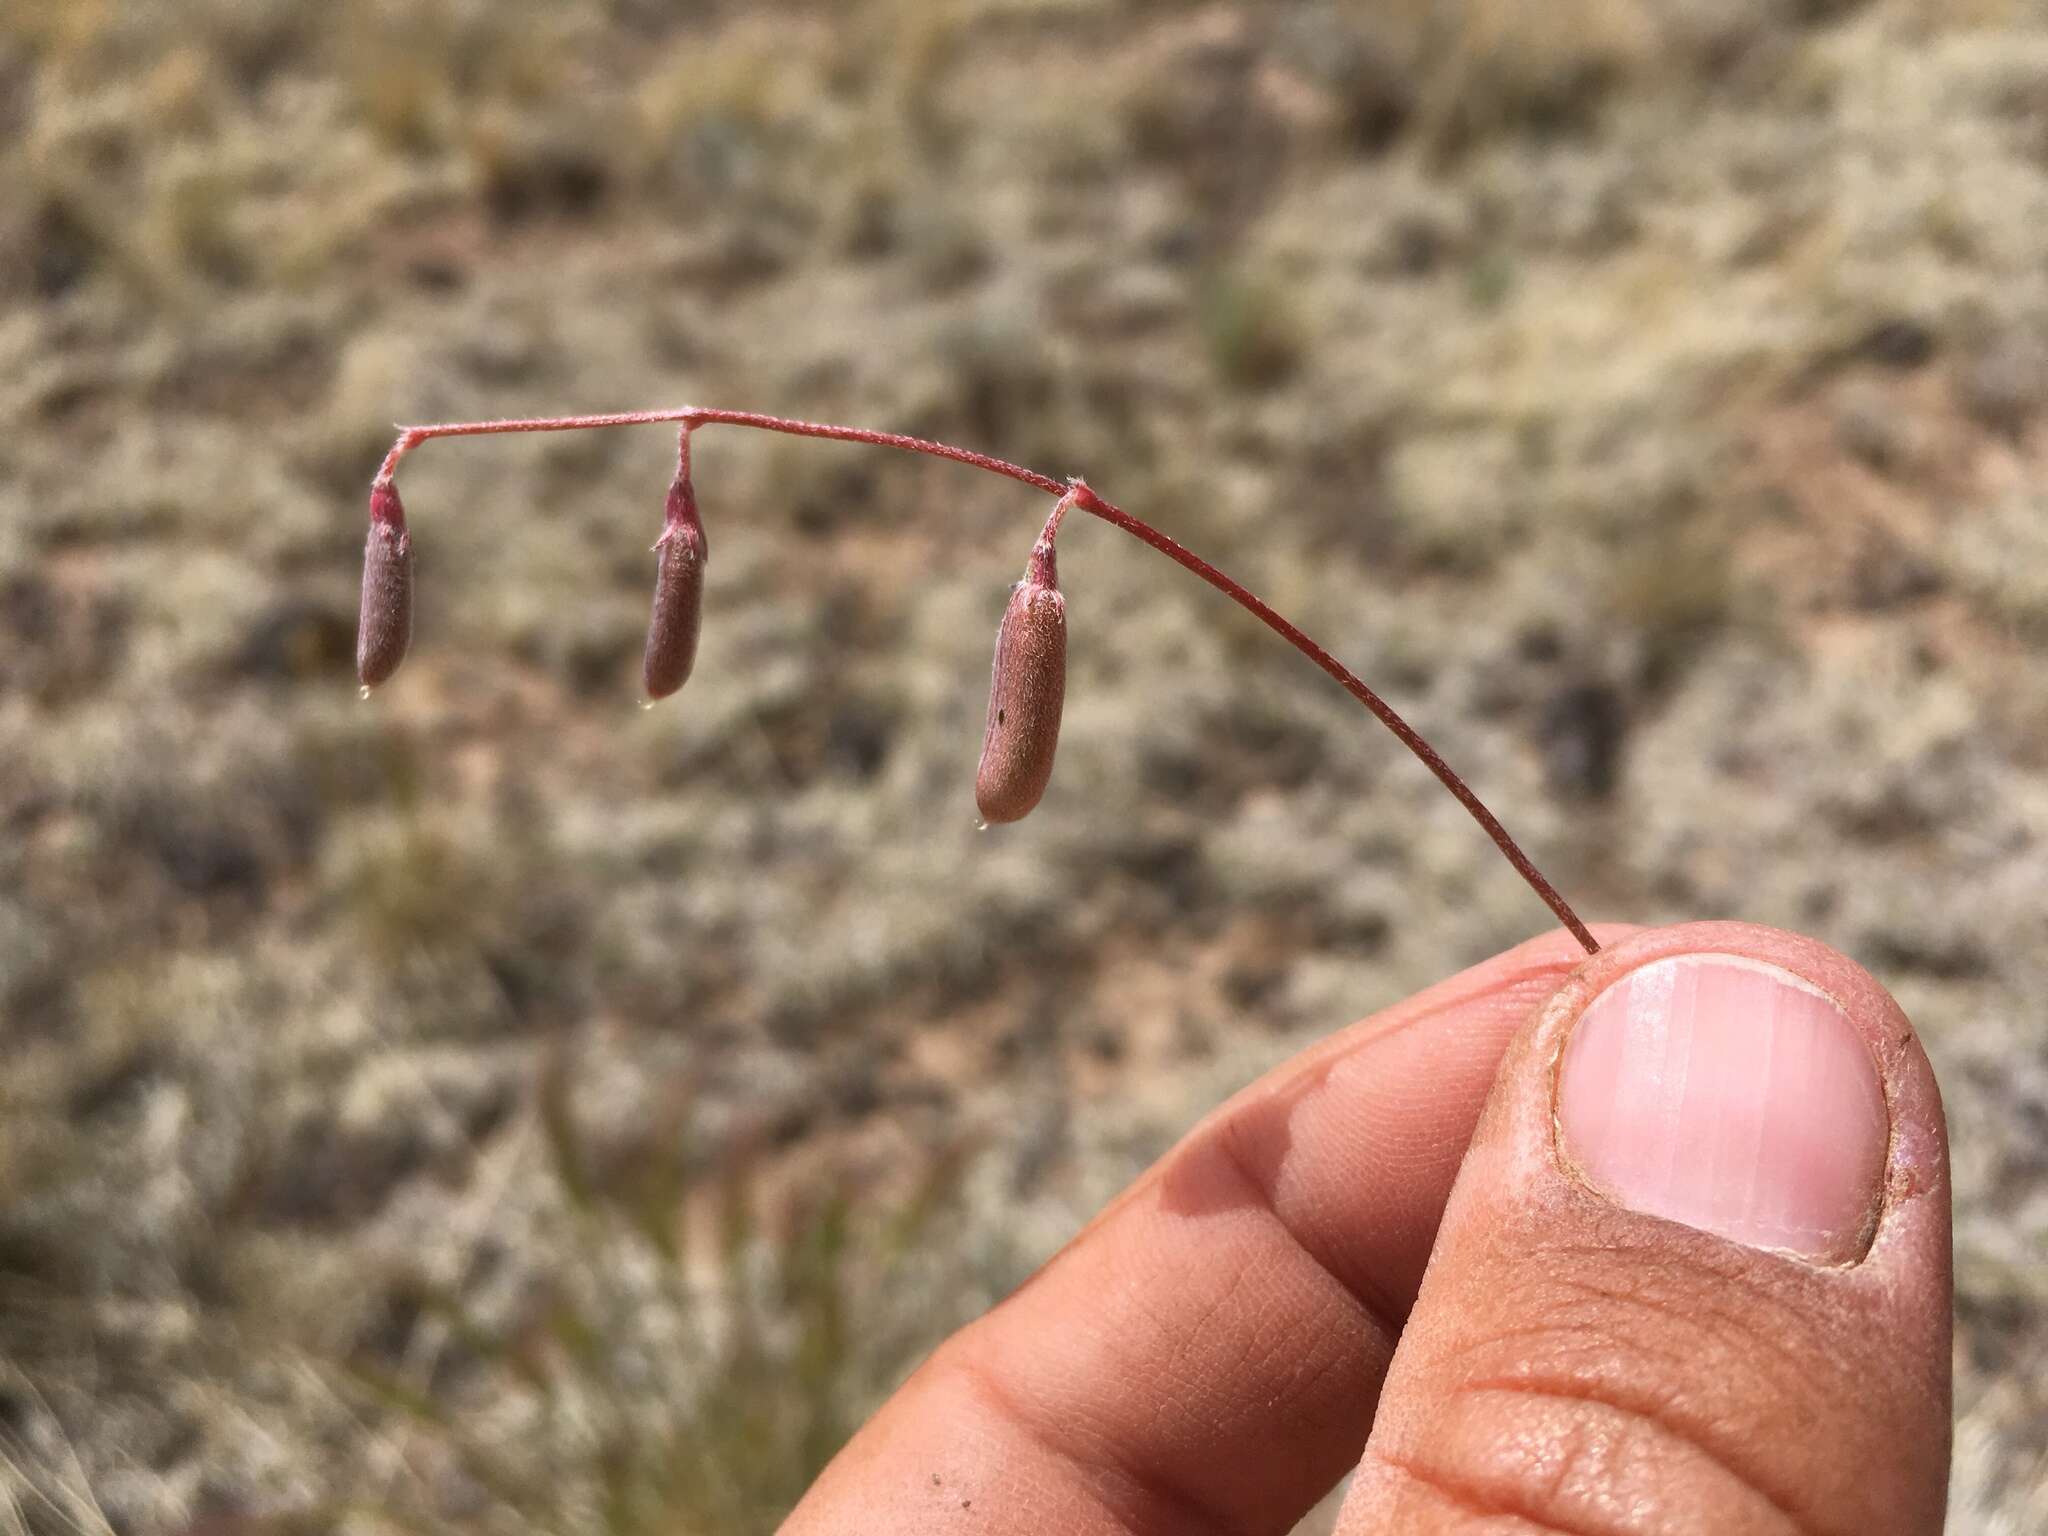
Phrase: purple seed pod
[
  {"left": 356, "top": 480, "right": 414, "bottom": 691},
  {"left": 643, "top": 471, "right": 709, "bottom": 701},
  {"left": 974, "top": 538, "right": 1066, "bottom": 824}
]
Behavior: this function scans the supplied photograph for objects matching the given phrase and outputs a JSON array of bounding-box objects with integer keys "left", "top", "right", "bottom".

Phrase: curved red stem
[
  {"left": 1065, "top": 482, "right": 1595, "bottom": 953},
  {"left": 375, "top": 408, "right": 1598, "bottom": 954}
]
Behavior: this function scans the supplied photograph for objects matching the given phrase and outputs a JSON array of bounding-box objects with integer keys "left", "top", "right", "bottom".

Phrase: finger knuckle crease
[
  {"left": 1454, "top": 1376, "right": 1817, "bottom": 1536},
  {"left": 1368, "top": 1444, "right": 1604, "bottom": 1536}
]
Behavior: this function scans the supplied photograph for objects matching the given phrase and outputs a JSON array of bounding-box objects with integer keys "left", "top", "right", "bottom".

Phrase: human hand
[{"left": 783, "top": 922, "right": 1951, "bottom": 1534}]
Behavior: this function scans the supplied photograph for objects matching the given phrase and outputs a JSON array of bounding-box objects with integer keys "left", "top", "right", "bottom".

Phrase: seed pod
[
  {"left": 642, "top": 472, "right": 709, "bottom": 700},
  {"left": 974, "top": 539, "right": 1066, "bottom": 824},
  {"left": 356, "top": 481, "right": 414, "bottom": 691}
]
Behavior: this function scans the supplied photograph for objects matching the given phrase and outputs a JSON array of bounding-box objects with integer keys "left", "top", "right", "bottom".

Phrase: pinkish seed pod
[
  {"left": 356, "top": 481, "right": 413, "bottom": 691},
  {"left": 974, "top": 539, "right": 1066, "bottom": 824},
  {"left": 642, "top": 472, "right": 709, "bottom": 701}
]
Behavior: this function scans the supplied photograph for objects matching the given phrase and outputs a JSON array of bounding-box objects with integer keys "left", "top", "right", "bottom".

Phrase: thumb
[{"left": 1340, "top": 922, "right": 1952, "bottom": 1536}]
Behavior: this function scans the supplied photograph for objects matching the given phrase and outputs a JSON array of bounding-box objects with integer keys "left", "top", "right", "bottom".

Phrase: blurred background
[{"left": 1, "top": 0, "right": 2044, "bottom": 1529}]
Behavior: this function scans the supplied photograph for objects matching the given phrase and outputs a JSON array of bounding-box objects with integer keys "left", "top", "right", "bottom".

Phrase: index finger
[{"left": 783, "top": 924, "right": 1640, "bottom": 1536}]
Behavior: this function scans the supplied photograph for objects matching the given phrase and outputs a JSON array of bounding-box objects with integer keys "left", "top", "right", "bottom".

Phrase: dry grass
[{"left": 317, "top": 1060, "right": 986, "bottom": 1536}]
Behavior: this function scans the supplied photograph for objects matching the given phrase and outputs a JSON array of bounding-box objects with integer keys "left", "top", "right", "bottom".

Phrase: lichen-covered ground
[{"left": 1, "top": 1, "right": 2044, "bottom": 1530}]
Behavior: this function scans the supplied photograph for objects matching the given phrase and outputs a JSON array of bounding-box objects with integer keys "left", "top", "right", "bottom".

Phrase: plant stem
[
  {"left": 375, "top": 409, "right": 1598, "bottom": 954},
  {"left": 1064, "top": 481, "right": 1593, "bottom": 952},
  {"left": 377, "top": 408, "right": 1065, "bottom": 495}
]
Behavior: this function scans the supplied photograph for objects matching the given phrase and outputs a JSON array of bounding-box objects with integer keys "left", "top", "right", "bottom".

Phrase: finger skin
[
  {"left": 782, "top": 925, "right": 1640, "bottom": 1536},
  {"left": 1339, "top": 922, "right": 1953, "bottom": 1536}
]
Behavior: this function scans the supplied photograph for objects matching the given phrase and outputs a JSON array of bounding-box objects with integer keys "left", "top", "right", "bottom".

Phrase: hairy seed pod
[
  {"left": 974, "top": 539, "right": 1066, "bottom": 824},
  {"left": 356, "top": 481, "right": 413, "bottom": 691},
  {"left": 643, "top": 473, "right": 709, "bottom": 700}
]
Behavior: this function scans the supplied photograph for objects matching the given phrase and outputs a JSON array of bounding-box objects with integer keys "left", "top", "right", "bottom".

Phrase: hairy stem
[{"left": 375, "top": 409, "right": 1598, "bottom": 954}]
